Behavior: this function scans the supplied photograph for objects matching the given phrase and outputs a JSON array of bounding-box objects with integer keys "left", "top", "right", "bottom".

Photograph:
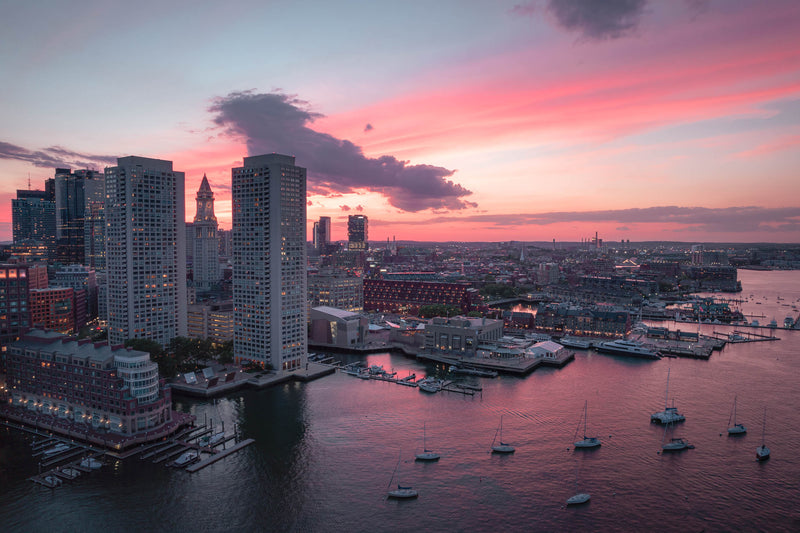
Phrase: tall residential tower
[
  {"left": 104, "top": 156, "right": 187, "bottom": 346},
  {"left": 232, "top": 154, "right": 307, "bottom": 371}
]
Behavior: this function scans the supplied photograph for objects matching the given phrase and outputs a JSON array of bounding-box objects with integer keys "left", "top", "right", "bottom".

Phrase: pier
[{"left": 185, "top": 439, "right": 255, "bottom": 473}]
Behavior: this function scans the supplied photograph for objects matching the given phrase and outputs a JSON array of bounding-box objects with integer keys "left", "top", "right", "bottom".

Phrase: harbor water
[{"left": 1, "top": 270, "right": 799, "bottom": 532}]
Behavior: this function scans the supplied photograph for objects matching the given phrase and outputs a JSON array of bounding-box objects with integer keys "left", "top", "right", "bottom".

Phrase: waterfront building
[
  {"left": 54, "top": 168, "right": 103, "bottom": 265},
  {"left": 83, "top": 176, "right": 106, "bottom": 270},
  {"left": 54, "top": 264, "right": 98, "bottom": 320},
  {"left": 193, "top": 175, "right": 221, "bottom": 291},
  {"left": 347, "top": 214, "right": 368, "bottom": 251},
  {"left": 534, "top": 303, "right": 630, "bottom": 338},
  {"left": 309, "top": 306, "right": 368, "bottom": 348},
  {"left": 313, "top": 216, "right": 331, "bottom": 252},
  {"left": 6, "top": 329, "right": 173, "bottom": 436},
  {"left": 187, "top": 300, "right": 233, "bottom": 342},
  {"left": 232, "top": 154, "right": 307, "bottom": 370},
  {"left": 308, "top": 267, "right": 364, "bottom": 313},
  {"left": 423, "top": 316, "right": 504, "bottom": 357},
  {"left": 686, "top": 265, "right": 739, "bottom": 292},
  {"left": 363, "top": 279, "right": 479, "bottom": 314},
  {"left": 104, "top": 156, "right": 187, "bottom": 347},
  {"left": 12, "top": 188, "right": 56, "bottom": 259},
  {"left": 30, "top": 287, "right": 78, "bottom": 333}
]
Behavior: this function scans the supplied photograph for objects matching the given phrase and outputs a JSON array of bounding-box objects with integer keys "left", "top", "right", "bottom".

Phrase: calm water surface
[{"left": 1, "top": 270, "right": 799, "bottom": 532}]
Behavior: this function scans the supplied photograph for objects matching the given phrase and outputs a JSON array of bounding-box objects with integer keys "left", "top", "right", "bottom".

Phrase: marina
[{"left": 1, "top": 270, "right": 799, "bottom": 531}]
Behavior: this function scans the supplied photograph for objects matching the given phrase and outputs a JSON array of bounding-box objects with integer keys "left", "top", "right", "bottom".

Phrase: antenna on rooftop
[{"left": 28, "top": 173, "right": 31, "bottom": 190}]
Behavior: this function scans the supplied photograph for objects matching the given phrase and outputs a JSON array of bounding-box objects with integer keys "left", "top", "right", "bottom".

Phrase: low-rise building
[
  {"left": 364, "top": 279, "right": 479, "bottom": 314},
  {"left": 423, "top": 316, "right": 504, "bottom": 357},
  {"left": 309, "top": 306, "right": 368, "bottom": 348}
]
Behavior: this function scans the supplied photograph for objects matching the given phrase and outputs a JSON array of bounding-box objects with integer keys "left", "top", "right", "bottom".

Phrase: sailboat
[
  {"left": 661, "top": 420, "right": 692, "bottom": 452},
  {"left": 566, "top": 461, "right": 590, "bottom": 505},
  {"left": 387, "top": 452, "right": 418, "bottom": 499},
  {"left": 573, "top": 400, "right": 601, "bottom": 449},
  {"left": 415, "top": 422, "right": 440, "bottom": 461},
  {"left": 727, "top": 396, "right": 746, "bottom": 435},
  {"left": 756, "top": 407, "right": 770, "bottom": 461},
  {"left": 491, "top": 415, "right": 515, "bottom": 454},
  {"left": 651, "top": 368, "right": 686, "bottom": 424}
]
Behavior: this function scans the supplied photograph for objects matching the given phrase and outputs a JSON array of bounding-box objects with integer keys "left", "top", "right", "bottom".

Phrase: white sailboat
[
  {"left": 756, "top": 407, "right": 770, "bottom": 461},
  {"left": 651, "top": 368, "right": 686, "bottom": 424},
  {"left": 566, "top": 461, "right": 590, "bottom": 505},
  {"left": 415, "top": 422, "right": 440, "bottom": 461},
  {"left": 727, "top": 395, "right": 746, "bottom": 435},
  {"left": 387, "top": 452, "right": 418, "bottom": 499},
  {"left": 573, "top": 400, "right": 601, "bottom": 449},
  {"left": 491, "top": 415, "right": 515, "bottom": 454}
]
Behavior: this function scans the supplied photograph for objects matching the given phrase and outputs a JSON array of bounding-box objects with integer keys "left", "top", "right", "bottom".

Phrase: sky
[{"left": 1, "top": 0, "right": 799, "bottom": 244}]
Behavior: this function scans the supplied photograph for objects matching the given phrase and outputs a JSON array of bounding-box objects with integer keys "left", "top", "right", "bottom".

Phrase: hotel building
[
  {"left": 232, "top": 154, "right": 307, "bottom": 370},
  {"left": 6, "top": 329, "right": 173, "bottom": 436},
  {"left": 104, "top": 156, "right": 187, "bottom": 347}
]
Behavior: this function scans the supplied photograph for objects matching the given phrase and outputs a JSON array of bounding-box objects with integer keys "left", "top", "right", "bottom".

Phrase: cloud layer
[
  {"left": 380, "top": 206, "right": 800, "bottom": 234},
  {"left": 514, "top": 0, "right": 647, "bottom": 40},
  {"left": 209, "top": 91, "right": 476, "bottom": 212},
  {"left": 0, "top": 141, "right": 117, "bottom": 169}
]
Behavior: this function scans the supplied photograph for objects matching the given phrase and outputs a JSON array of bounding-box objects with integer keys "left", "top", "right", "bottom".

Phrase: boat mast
[
  {"left": 761, "top": 407, "right": 767, "bottom": 446},
  {"left": 583, "top": 400, "right": 588, "bottom": 437},
  {"left": 664, "top": 368, "right": 670, "bottom": 409}
]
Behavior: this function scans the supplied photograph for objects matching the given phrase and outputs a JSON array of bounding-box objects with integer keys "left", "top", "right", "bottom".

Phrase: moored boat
[
  {"left": 80, "top": 457, "right": 103, "bottom": 470},
  {"left": 596, "top": 339, "right": 661, "bottom": 359},
  {"left": 491, "top": 415, "right": 515, "bottom": 454},
  {"left": 174, "top": 450, "right": 199, "bottom": 467},
  {"left": 757, "top": 407, "right": 770, "bottom": 461},
  {"left": 415, "top": 422, "right": 440, "bottom": 461},
  {"left": 449, "top": 365, "right": 498, "bottom": 378},
  {"left": 727, "top": 396, "right": 746, "bottom": 435},
  {"left": 651, "top": 369, "right": 686, "bottom": 424},
  {"left": 560, "top": 336, "right": 592, "bottom": 349},
  {"left": 573, "top": 400, "right": 601, "bottom": 449},
  {"left": 42, "top": 443, "right": 71, "bottom": 457},
  {"left": 566, "top": 492, "right": 591, "bottom": 505},
  {"left": 417, "top": 377, "right": 444, "bottom": 393}
]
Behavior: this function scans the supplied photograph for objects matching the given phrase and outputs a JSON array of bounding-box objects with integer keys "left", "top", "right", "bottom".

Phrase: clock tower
[{"left": 193, "top": 174, "right": 220, "bottom": 291}]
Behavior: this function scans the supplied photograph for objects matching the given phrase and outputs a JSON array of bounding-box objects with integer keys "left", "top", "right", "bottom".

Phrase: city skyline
[{"left": 1, "top": 1, "right": 799, "bottom": 243}]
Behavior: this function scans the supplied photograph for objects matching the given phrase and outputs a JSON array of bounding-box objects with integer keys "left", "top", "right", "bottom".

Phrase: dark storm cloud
[
  {"left": 210, "top": 91, "right": 477, "bottom": 212},
  {"left": 0, "top": 141, "right": 117, "bottom": 169},
  {"left": 379, "top": 206, "right": 800, "bottom": 234},
  {"left": 513, "top": 0, "right": 647, "bottom": 40}
]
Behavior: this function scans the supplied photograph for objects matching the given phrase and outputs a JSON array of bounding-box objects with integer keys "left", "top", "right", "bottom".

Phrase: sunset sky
[{"left": 1, "top": 0, "right": 799, "bottom": 243}]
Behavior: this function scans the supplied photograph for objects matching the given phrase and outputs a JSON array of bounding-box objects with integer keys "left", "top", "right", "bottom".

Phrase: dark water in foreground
[{"left": 2, "top": 270, "right": 799, "bottom": 532}]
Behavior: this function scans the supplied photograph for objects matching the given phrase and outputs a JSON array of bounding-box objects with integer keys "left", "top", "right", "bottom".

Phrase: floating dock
[{"left": 185, "top": 439, "right": 255, "bottom": 473}]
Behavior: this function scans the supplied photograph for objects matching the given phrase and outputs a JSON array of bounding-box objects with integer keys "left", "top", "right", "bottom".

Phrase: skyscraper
[
  {"left": 232, "top": 154, "right": 307, "bottom": 371},
  {"left": 83, "top": 176, "right": 106, "bottom": 270},
  {"left": 193, "top": 174, "right": 220, "bottom": 291},
  {"left": 313, "top": 216, "right": 331, "bottom": 251},
  {"left": 104, "top": 156, "right": 187, "bottom": 346},
  {"left": 12, "top": 188, "right": 56, "bottom": 258},
  {"left": 54, "top": 168, "right": 103, "bottom": 265},
  {"left": 347, "top": 214, "right": 368, "bottom": 251}
]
